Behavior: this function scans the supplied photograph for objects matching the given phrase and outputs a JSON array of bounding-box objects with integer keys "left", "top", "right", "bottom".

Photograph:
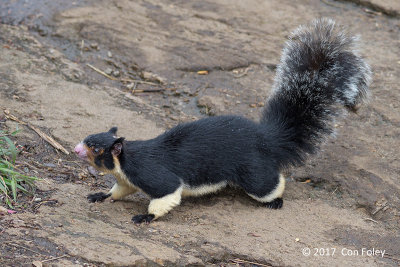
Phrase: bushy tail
[{"left": 261, "top": 18, "right": 371, "bottom": 168}]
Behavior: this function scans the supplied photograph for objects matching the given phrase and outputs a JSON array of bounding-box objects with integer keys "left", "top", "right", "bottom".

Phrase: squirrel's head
[{"left": 74, "top": 127, "right": 125, "bottom": 171}]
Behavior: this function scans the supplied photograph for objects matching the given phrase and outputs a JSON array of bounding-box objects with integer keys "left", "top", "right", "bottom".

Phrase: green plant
[{"left": 0, "top": 128, "right": 38, "bottom": 208}]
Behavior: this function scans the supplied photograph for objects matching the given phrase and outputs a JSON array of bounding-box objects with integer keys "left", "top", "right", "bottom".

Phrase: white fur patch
[
  {"left": 107, "top": 156, "right": 139, "bottom": 199},
  {"left": 181, "top": 181, "right": 227, "bottom": 197},
  {"left": 248, "top": 174, "right": 286, "bottom": 203},
  {"left": 109, "top": 183, "right": 138, "bottom": 200},
  {"left": 148, "top": 186, "right": 183, "bottom": 219}
]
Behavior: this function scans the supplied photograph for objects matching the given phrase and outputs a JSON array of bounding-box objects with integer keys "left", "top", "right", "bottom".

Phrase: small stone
[
  {"left": 90, "top": 42, "right": 98, "bottom": 49},
  {"left": 126, "top": 83, "right": 135, "bottom": 90},
  {"left": 249, "top": 103, "right": 257, "bottom": 108},
  {"left": 105, "top": 68, "right": 113, "bottom": 75},
  {"left": 141, "top": 71, "right": 167, "bottom": 84},
  {"left": 107, "top": 51, "right": 113, "bottom": 58},
  {"left": 44, "top": 163, "right": 56, "bottom": 168},
  {"left": 87, "top": 166, "right": 98, "bottom": 176},
  {"left": 34, "top": 198, "right": 42, "bottom": 202},
  {"left": 112, "top": 70, "right": 120, "bottom": 77}
]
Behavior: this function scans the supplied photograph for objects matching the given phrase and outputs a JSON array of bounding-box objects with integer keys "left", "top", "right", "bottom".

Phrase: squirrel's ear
[
  {"left": 111, "top": 137, "right": 125, "bottom": 156},
  {"left": 108, "top": 127, "right": 118, "bottom": 135}
]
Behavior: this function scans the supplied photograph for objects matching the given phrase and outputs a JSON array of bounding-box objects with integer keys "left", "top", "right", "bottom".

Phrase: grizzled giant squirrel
[{"left": 75, "top": 19, "right": 371, "bottom": 224}]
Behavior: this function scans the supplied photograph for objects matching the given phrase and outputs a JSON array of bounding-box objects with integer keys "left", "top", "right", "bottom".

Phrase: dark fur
[{"left": 79, "top": 19, "right": 371, "bottom": 223}]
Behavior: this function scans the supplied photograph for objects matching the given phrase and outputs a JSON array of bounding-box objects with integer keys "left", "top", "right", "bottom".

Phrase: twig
[
  {"left": 233, "top": 67, "right": 250, "bottom": 78},
  {"left": 86, "top": 64, "right": 162, "bottom": 86},
  {"left": 33, "top": 199, "right": 58, "bottom": 211},
  {"left": 86, "top": 63, "right": 118, "bottom": 80},
  {"left": 30, "top": 124, "right": 70, "bottom": 155},
  {"left": 331, "top": 187, "right": 339, "bottom": 195},
  {"left": 15, "top": 161, "right": 38, "bottom": 169},
  {"left": 363, "top": 217, "right": 379, "bottom": 223},
  {"left": 41, "top": 254, "right": 69, "bottom": 263},
  {"left": 132, "top": 89, "right": 164, "bottom": 94},
  {"left": 4, "top": 242, "right": 44, "bottom": 255},
  {"left": 372, "top": 201, "right": 387, "bottom": 215},
  {"left": 80, "top": 40, "right": 84, "bottom": 56},
  {"left": 3, "top": 111, "right": 70, "bottom": 155},
  {"left": 230, "top": 258, "right": 271, "bottom": 267},
  {"left": 121, "top": 78, "right": 160, "bottom": 86}
]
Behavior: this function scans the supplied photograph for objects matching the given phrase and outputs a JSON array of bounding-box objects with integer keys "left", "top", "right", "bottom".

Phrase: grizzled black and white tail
[{"left": 261, "top": 18, "right": 371, "bottom": 168}]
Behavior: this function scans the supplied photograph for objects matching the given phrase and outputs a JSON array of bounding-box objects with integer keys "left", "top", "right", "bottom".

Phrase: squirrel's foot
[
  {"left": 87, "top": 192, "right": 111, "bottom": 203},
  {"left": 265, "top": 198, "right": 283, "bottom": 209},
  {"left": 132, "top": 214, "right": 155, "bottom": 224}
]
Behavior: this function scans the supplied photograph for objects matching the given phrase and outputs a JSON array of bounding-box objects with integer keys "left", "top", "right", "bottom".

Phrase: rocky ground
[{"left": 0, "top": 0, "right": 399, "bottom": 266}]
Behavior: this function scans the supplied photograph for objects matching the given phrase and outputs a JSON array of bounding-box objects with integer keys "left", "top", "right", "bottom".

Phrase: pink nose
[{"left": 74, "top": 143, "right": 87, "bottom": 159}]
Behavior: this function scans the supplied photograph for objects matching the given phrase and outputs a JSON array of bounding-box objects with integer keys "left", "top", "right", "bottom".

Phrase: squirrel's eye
[{"left": 93, "top": 148, "right": 100, "bottom": 153}]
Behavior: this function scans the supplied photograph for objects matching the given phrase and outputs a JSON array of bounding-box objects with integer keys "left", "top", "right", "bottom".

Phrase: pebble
[
  {"left": 105, "top": 68, "right": 113, "bottom": 75},
  {"left": 34, "top": 197, "right": 42, "bottom": 202},
  {"left": 112, "top": 70, "right": 120, "bottom": 77},
  {"left": 44, "top": 163, "right": 56, "bottom": 168},
  {"left": 107, "top": 51, "right": 113, "bottom": 58},
  {"left": 90, "top": 42, "right": 99, "bottom": 49},
  {"left": 126, "top": 83, "right": 135, "bottom": 89},
  {"left": 87, "top": 166, "right": 98, "bottom": 176}
]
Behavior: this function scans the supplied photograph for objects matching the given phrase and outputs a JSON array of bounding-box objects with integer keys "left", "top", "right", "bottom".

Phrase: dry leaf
[{"left": 32, "top": 261, "right": 43, "bottom": 267}]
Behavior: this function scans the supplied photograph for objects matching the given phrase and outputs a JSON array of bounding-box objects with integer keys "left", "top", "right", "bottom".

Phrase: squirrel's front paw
[
  {"left": 87, "top": 192, "right": 111, "bottom": 203},
  {"left": 132, "top": 214, "right": 155, "bottom": 224}
]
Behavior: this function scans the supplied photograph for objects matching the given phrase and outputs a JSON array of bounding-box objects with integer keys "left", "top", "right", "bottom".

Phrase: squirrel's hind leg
[{"left": 244, "top": 174, "right": 285, "bottom": 209}]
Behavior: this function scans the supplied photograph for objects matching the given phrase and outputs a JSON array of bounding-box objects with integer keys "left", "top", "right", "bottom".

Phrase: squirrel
[{"left": 74, "top": 19, "right": 371, "bottom": 224}]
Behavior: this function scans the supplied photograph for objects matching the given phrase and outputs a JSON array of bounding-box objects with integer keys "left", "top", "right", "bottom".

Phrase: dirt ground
[{"left": 0, "top": 0, "right": 399, "bottom": 266}]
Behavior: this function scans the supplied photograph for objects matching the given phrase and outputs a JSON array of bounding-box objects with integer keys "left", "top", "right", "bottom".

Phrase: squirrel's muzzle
[{"left": 74, "top": 142, "right": 88, "bottom": 161}]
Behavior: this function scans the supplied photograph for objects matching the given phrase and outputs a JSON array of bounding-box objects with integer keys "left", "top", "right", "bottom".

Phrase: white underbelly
[{"left": 181, "top": 181, "right": 227, "bottom": 197}]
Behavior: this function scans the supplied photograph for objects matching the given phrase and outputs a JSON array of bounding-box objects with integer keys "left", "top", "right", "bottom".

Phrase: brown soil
[{"left": 0, "top": 0, "right": 399, "bottom": 266}]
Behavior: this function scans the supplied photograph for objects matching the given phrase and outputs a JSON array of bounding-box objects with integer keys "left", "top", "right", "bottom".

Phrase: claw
[
  {"left": 132, "top": 214, "right": 155, "bottom": 224},
  {"left": 87, "top": 192, "right": 111, "bottom": 203},
  {"left": 265, "top": 198, "right": 283, "bottom": 209}
]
